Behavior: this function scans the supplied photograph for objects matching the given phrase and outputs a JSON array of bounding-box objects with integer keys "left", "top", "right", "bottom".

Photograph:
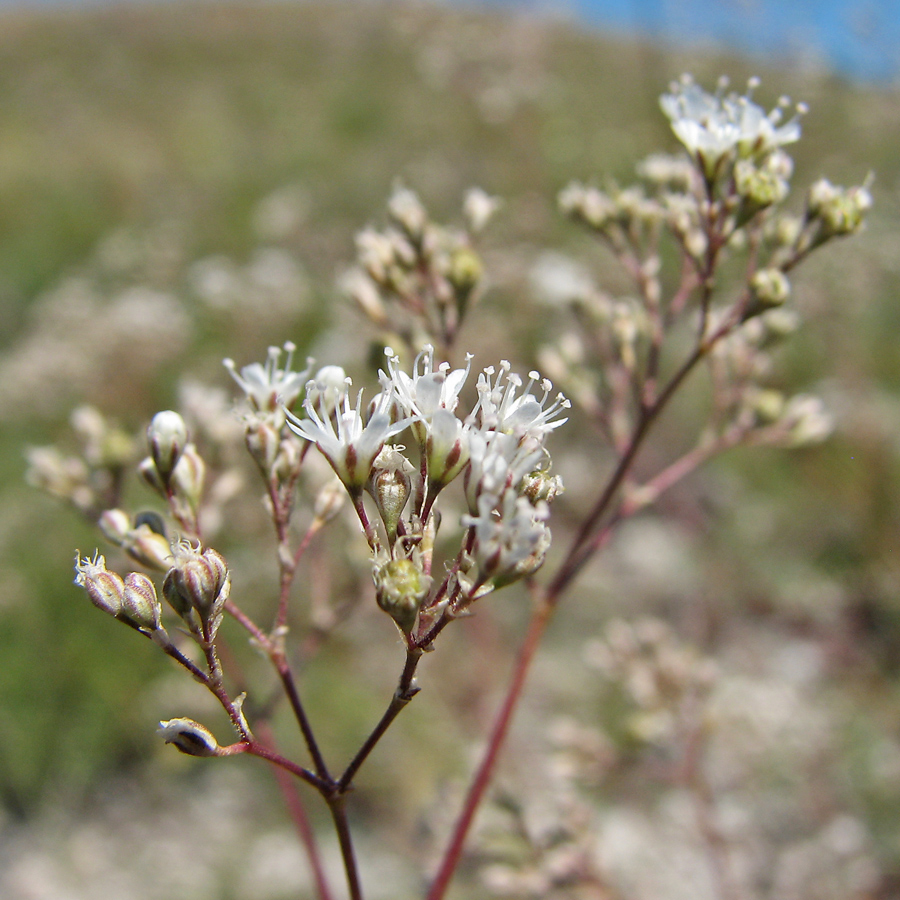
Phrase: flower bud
[
  {"left": 74, "top": 552, "right": 124, "bottom": 617},
  {"left": 158, "top": 718, "right": 221, "bottom": 757},
  {"left": 447, "top": 247, "right": 483, "bottom": 297},
  {"left": 245, "top": 419, "right": 281, "bottom": 474},
  {"left": 368, "top": 452, "right": 411, "bottom": 543},
  {"left": 122, "top": 572, "right": 162, "bottom": 632},
  {"left": 463, "top": 187, "right": 501, "bottom": 233},
  {"left": 98, "top": 508, "right": 132, "bottom": 545},
  {"left": 745, "top": 268, "right": 790, "bottom": 319},
  {"left": 314, "top": 476, "right": 348, "bottom": 523},
  {"left": 124, "top": 524, "right": 172, "bottom": 572},
  {"left": 374, "top": 558, "right": 431, "bottom": 637},
  {"left": 138, "top": 455, "right": 167, "bottom": 497},
  {"left": 387, "top": 185, "right": 427, "bottom": 242},
  {"left": 147, "top": 411, "right": 188, "bottom": 483},
  {"left": 165, "top": 543, "right": 230, "bottom": 622},
  {"left": 170, "top": 444, "right": 206, "bottom": 511}
]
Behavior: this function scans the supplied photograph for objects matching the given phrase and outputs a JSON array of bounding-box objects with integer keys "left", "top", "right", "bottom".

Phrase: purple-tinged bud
[
  {"left": 138, "top": 456, "right": 166, "bottom": 497},
  {"left": 170, "top": 444, "right": 206, "bottom": 511},
  {"left": 367, "top": 446, "right": 413, "bottom": 542},
  {"left": 122, "top": 572, "right": 162, "bottom": 632},
  {"left": 165, "top": 543, "right": 230, "bottom": 621},
  {"left": 98, "top": 508, "right": 131, "bottom": 545},
  {"left": 74, "top": 552, "right": 124, "bottom": 617},
  {"left": 158, "top": 718, "right": 221, "bottom": 757},
  {"left": 123, "top": 524, "right": 172, "bottom": 572},
  {"left": 147, "top": 411, "right": 188, "bottom": 483},
  {"left": 245, "top": 419, "right": 281, "bottom": 474}
]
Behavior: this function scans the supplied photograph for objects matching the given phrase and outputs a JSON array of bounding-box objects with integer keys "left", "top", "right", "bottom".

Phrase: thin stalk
[
  {"left": 328, "top": 796, "right": 363, "bottom": 900},
  {"left": 428, "top": 313, "right": 741, "bottom": 898},
  {"left": 275, "top": 653, "right": 332, "bottom": 780},
  {"left": 258, "top": 720, "right": 336, "bottom": 900},
  {"left": 425, "top": 596, "right": 552, "bottom": 900},
  {"left": 337, "top": 649, "right": 422, "bottom": 791}
]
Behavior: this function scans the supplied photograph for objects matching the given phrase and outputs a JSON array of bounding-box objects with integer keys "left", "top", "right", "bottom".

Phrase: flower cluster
[{"left": 285, "top": 344, "right": 568, "bottom": 643}]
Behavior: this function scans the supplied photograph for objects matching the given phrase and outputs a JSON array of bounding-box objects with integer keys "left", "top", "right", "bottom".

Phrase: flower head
[
  {"left": 471, "top": 360, "right": 570, "bottom": 440},
  {"left": 463, "top": 488, "right": 551, "bottom": 585},
  {"left": 224, "top": 342, "right": 314, "bottom": 413},
  {"left": 285, "top": 377, "right": 416, "bottom": 492},
  {"left": 660, "top": 75, "right": 804, "bottom": 175}
]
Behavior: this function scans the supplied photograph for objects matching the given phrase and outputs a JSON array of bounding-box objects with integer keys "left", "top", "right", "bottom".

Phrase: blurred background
[{"left": 0, "top": 1, "right": 898, "bottom": 898}]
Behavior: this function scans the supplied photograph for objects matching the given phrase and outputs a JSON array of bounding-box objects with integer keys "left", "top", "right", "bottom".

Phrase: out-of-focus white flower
[
  {"left": 463, "top": 187, "right": 501, "bottom": 233},
  {"left": 660, "top": 75, "right": 804, "bottom": 173},
  {"left": 223, "top": 342, "right": 313, "bottom": 413}
]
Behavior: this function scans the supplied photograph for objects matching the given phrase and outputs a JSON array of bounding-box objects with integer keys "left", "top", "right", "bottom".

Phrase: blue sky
[
  {"left": 459, "top": 0, "right": 900, "bottom": 82},
  {"left": 0, "top": 0, "right": 897, "bottom": 83}
]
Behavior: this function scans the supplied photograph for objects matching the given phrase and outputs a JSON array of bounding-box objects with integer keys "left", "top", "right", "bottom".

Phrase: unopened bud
[
  {"left": 314, "top": 476, "right": 348, "bottom": 523},
  {"left": 245, "top": 419, "right": 281, "bottom": 473},
  {"left": 170, "top": 444, "right": 206, "bottom": 512},
  {"left": 99, "top": 508, "right": 132, "bottom": 544},
  {"left": 124, "top": 524, "right": 172, "bottom": 572},
  {"left": 122, "top": 572, "right": 162, "bottom": 632},
  {"left": 74, "top": 552, "right": 124, "bottom": 617},
  {"left": 147, "top": 411, "right": 188, "bottom": 482},
  {"left": 369, "top": 464, "right": 411, "bottom": 542},
  {"left": 746, "top": 268, "right": 790, "bottom": 319},
  {"left": 463, "top": 187, "right": 501, "bottom": 233},
  {"left": 447, "top": 247, "right": 483, "bottom": 296},
  {"left": 138, "top": 456, "right": 167, "bottom": 497},
  {"left": 164, "top": 543, "right": 230, "bottom": 621},
  {"left": 158, "top": 718, "right": 221, "bottom": 757},
  {"left": 387, "top": 185, "right": 427, "bottom": 242},
  {"left": 374, "top": 558, "right": 431, "bottom": 636},
  {"left": 520, "top": 470, "right": 565, "bottom": 505},
  {"left": 748, "top": 389, "right": 785, "bottom": 425}
]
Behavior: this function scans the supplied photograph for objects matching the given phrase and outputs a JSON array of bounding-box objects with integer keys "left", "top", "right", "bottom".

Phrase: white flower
[
  {"left": 285, "top": 378, "right": 416, "bottom": 491},
  {"left": 381, "top": 345, "right": 472, "bottom": 422},
  {"left": 381, "top": 346, "right": 474, "bottom": 486},
  {"left": 660, "top": 75, "right": 803, "bottom": 172},
  {"left": 463, "top": 187, "right": 501, "bottom": 233},
  {"left": 463, "top": 488, "right": 551, "bottom": 583},
  {"left": 472, "top": 360, "right": 570, "bottom": 439},
  {"left": 223, "top": 342, "right": 313, "bottom": 412},
  {"left": 464, "top": 429, "right": 544, "bottom": 514}
]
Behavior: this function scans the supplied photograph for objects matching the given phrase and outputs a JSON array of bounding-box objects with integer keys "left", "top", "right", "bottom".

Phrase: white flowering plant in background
[{"left": 29, "top": 75, "right": 872, "bottom": 899}]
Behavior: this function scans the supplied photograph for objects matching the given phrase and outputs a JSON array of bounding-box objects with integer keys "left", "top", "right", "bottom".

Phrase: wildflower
[
  {"left": 463, "top": 488, "right": 551, "bottom": 585},
  {"left": 463, "top": 187, "right": 501, "bottom": 233},
  {"left": 472, "top": 361, "right": 570, "bottom": 440},
  {"left": 463, "top": 429, "right": 545, "bottom": 514},
  {"left": 223, "top": 342, "right": 314, "bottom": 413},
  {"left": 380, "top": 346, "right": 473, "bottom": 487},
  {"left": 285, "top": 377, "right": 415, "bottom": 493},
  {"left": 660, "top": 75, "right": 804, "bottom": 176}
]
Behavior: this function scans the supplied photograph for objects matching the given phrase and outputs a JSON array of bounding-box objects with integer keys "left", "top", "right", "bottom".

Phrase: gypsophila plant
[{"left": 28, "top": 74, "right": 871, "bottom": 900}]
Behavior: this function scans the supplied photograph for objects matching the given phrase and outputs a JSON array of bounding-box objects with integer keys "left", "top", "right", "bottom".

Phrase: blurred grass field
[{"left": 1, "top": 2, "right": 900, "bottom": 897}]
